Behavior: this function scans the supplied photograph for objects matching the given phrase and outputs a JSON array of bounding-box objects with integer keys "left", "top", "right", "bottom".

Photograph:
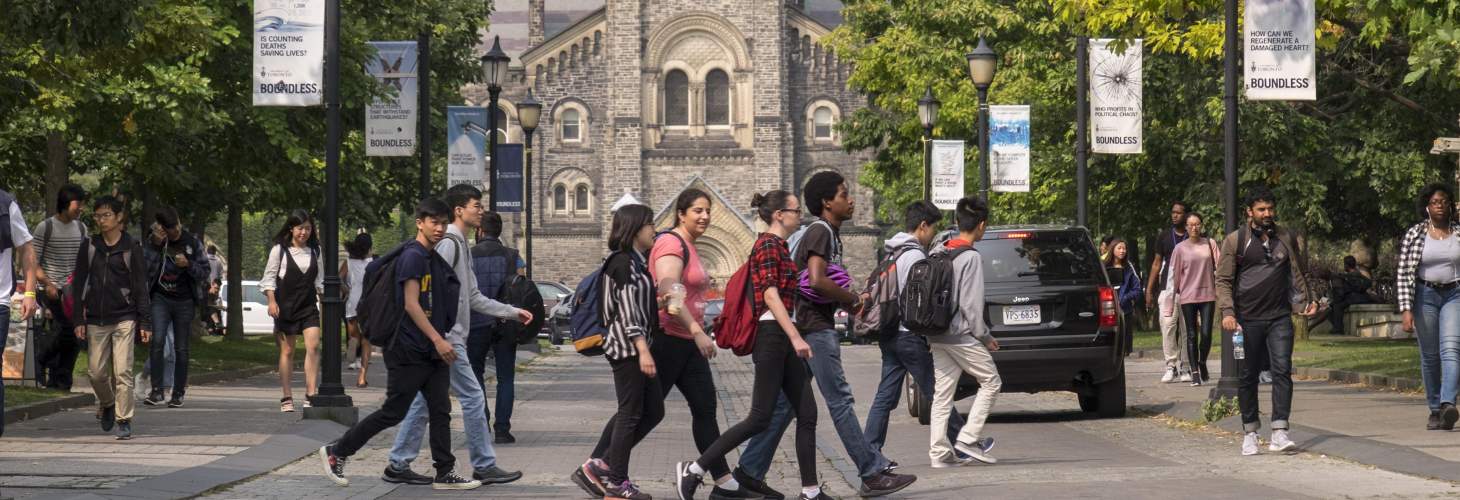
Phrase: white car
[{"left": 220, "top": 281, "right": 274, "bottom": 335}]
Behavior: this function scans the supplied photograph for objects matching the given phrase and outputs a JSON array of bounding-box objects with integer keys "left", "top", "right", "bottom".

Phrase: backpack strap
[
  {"left": 656, "top": 230, "right": 690, "bottom": 263},
  {"left": 37, "top": 217, "right": 54, "bottom": 268}
]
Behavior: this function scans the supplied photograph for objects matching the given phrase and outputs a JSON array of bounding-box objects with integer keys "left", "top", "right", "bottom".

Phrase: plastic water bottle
[
  {"left": 668, "top": 284, "right": 687, "bottom": 316},
  {"left": 1232, "top": 326, "right": 1246, "bottom": 360}
]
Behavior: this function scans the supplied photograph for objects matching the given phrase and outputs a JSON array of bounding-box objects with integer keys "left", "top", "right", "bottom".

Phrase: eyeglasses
[
  {"left": 94, "top": 212, "right": 117, "bottom": 220},
  {"left": 1430, "top": 198, "right": 1451, "bottom": 207}
]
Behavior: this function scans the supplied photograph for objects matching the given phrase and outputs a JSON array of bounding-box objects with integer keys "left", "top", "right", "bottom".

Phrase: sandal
[
  {"left": 280, "top": 397, "right": 295, "bottom": 413},
  {"left": 356, "top": 380, "right": 368, "bottom": 389}
]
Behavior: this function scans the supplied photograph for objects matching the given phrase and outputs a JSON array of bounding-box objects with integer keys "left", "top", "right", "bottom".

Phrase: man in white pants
[{"left": 1147, "top": 201, "right": 1190, "bottom": 383}]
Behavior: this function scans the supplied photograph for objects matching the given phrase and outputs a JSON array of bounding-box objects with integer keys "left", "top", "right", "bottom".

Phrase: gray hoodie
[{"left": 925, "top": 239, "right": 992, "bottom": 346}]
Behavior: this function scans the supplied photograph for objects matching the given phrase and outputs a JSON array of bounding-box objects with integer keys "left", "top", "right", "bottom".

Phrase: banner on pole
[
  {"left": 252, "top": 0, "right": 324, "bottom": 106},
  {"left": 1245, "top": 0, "right": 1316, "bottom": 100},
  {"left": 930, "top": 140, "right": 966, "bottom": 210},
  {"left": 365, "top": 41, "right": 418, "bottom": 156},
  {"left": 990, "top": 105, "right": 1031, "bottom": 193},
  {"left": 447, "top": 106, "right": 489, "bottom": 191},
  {"left": 1089, "top": 38, "right": 1143, "bottom": 154},
  {"left": 495, "top": 144, "right": 524, "bottom": 213}
]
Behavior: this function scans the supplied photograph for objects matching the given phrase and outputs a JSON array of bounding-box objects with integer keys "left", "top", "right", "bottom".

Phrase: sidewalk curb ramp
[{"left": 4, "top": 365, "right": 276, "bottom": 426}]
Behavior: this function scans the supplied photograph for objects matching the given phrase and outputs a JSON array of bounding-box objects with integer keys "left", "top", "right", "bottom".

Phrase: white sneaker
[
  {"left": 1260, "top": 371, "right": 1274, "bottom": 384},
  {"left": 348, "top": 361, "right": 360, "bottom": 371},
  {"left": 1241, "top": 432, "right": 1260, "bottom": 456},
  {"left": 1161, "top": 367, "right": 1176, "bottom": 383},
  {"left": 1179, "top": 372, "right": 1192, "bottom": 383},
  {"left": 954, "top": 440, "right": 998, "bottom": 464},
  {"left": 931, "top": 453, "right": 972, "bottom": 468},
  {"left": 1269, "top": 429, "right": 1297, "bottom": 452}
]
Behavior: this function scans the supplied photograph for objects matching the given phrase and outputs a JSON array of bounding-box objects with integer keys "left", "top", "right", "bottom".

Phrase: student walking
[
  {"left": 1, "top": 187, "right": 39, "bottom": 439},
  {"left": 319, "top": 198, "right": 480, "bottom": 490},
  {"left": 574, "top": 203, "right": 664, "bottom": 500},
  {"left": 924, "top": 196, "right": 1003, "bottom": 468},
  {"left": 1146, "top": 201, "right": 1191, "bottom": 383},
  {"left": 1104, "top": 238, "right": 1143, "bottom": 333},
  {"left": 143, "top": 207, "right": 210, "bottom": 408},
  {"left": 467, "top": 212, "right": 525, "bottom": 443},
  {"left": 32, "top": 184, "right": 88, "bottom": 390},
  {"left": 384, "top": 185, "right": 528, "bottom": 487},
  {"left": 262, "top": 210, "right": 325, "bottom": 412},
  {"left": 864, "top": 202, "right": 974, "bottom": 456},
  {"left": 675, "top": 190, "right": 815, "bottom": 500},
  {"left": 343, "top": 232, "right": 373, "bottom": 387},
  {"left": 733, "top": 172, "right": 916, "bottom": 499},
  {"left": 69, "top": 196, "right": 151, "bottom": 440},
  {"left": 1215, "top": 187, "right": 1317, "bottom": 456},
  {"left": 1169, "top": 212, "right": 1220, "bottom": 385},
  {"left": 1398, "top": 183, "right": 1460, "bottom": 430}
]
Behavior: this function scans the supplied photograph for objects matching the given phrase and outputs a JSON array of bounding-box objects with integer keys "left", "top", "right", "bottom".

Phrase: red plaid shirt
[{"left": 749, "top": 233, "right": 797, "bottom": 320}]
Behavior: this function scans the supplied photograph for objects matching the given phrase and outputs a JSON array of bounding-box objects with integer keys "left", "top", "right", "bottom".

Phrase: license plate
[{"left": 1003, "top": 305, "right": 1041, "bottom": 325}]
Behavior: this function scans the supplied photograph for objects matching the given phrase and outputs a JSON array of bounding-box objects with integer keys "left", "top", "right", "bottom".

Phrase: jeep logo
[{"left": 1012, "top": 296, "right": 1031, "bottom": 303}]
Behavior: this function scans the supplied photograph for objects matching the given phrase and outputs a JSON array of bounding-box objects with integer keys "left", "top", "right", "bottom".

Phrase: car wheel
[
  {"left": 906, "top": 374, "right": 931, "bottom": 425},
  {"left": 1081, "top": 364, "right": 1127, "bottom": 418},
  {"left": 550, "top": 324, "right": 565, "bottom": 345}
]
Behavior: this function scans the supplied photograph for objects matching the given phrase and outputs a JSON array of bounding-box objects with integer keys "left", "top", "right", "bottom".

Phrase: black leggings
[
  {"left": 695, "top": 322, "right": 818, "bottom": 487},
  {"left": 592, "top": 333, "right": 729, "bottom": 477},
  {"left": 1182, "top": 301, "right": 1215, "bottom": 379},
  {"left": 604, "top": 354, "right": 666, "bottom": 484}
]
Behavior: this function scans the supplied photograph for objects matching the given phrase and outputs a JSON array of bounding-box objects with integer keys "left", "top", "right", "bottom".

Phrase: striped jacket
[
  {"left": 601, "top": 250, "right": 659, "bottom": 361},
  {"left": 1397, "top": 220, "right": 1460, "bottom": 312}
]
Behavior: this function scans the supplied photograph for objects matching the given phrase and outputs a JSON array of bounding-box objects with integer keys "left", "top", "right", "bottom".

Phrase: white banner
[
  {"left": 930, "top": 140, "right": 966, "bottom": 210},
  {"left": 252, "top": 0, "right": 324, "bottom": 106},
  {"left": 1089, "top": 38, "right": 1143, "bottom": 154},
  {"left": 447, "top": 106, "right": 489, "bottom": 190},
  {"left": 989, "top": 105, "right": 1031, "bottom": 193},
  {"left": 365, "top": 41, "right": 418, "bottom": 156},
  {"left": 1245, "top": 0, "right": 1316, "bottom": 100}
]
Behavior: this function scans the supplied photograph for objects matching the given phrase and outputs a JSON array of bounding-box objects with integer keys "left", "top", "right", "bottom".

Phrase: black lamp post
[
  {"left": 1213, "top": 0, "right": 1242, "bottom": 401},
  {"left": 916, "top": 86, "right": 939, "bottom": 203},
  {"left": 517, "top": 89, "right": 542, "bottom": 279},
  {"left": 966, "top": 37, "right": 997, "bottom": 202},
  {"left": 481, "top": 36, "right": 510, "bottom": 211}
]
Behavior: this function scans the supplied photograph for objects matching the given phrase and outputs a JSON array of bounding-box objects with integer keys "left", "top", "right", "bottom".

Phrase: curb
[
  {"left": 3, "top": 365, "right": 276, "bottom": 426},
  {"left": 1130, "top": 348, "right": 1424, "bottom": 393}
]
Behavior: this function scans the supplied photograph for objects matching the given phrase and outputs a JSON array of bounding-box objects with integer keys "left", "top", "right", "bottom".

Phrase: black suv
[{"left": 906, "top": 225, "right": 1129, "bottom": 421}]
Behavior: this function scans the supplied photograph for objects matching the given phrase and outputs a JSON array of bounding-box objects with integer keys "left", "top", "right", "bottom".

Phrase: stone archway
[{"left": 654, "top": 176, "right": 758, "bottom": 290}]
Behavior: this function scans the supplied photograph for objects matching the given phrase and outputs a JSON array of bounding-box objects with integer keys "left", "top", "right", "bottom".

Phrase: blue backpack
[{"left": 568, "top": 256, "right": 614, "bottom": 356}]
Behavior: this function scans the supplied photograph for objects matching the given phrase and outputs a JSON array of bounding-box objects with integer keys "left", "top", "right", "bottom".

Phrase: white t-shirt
[
  {"left": 2, "top": 201, "right": 35, "bottom": 307},
  {"left": 344, "top": 257, "right": 372, "bottom": 318}
]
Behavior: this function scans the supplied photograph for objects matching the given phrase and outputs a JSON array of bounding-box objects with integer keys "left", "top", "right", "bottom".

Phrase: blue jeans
[
  {"left": 467, "top": 325, "right": 516, "bottom": 433},
  {"left": 144, "top": 325, "right": 176, "bottom": 389},
  {"left": 1416, "top": 285, "right": 1460, "bottom": 410},
  {"left": 865, "top": 328, "right": 962, "bottom": 450},
  {"left": 388, "top": 341, "right": 497, "bottom": 472},
  {"left": 1238, "top": 316, "right": 1294, "bottom": 432},
  {"left": 740, "top": 329, "right": 890, "bottom": 480},
  {"left": 149, "top": 295, "right": 193, "bottom": 396}
]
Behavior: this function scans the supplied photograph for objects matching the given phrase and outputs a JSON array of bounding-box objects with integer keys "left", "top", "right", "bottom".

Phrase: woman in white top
[
  {"left": 261, "top": 210, "right": 325, "bottom": 412},
  {"left": 340, "top": 232, "right": 373, "bottom": 388}
]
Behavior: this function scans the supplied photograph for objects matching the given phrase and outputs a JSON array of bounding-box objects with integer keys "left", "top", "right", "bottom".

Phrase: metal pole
[
  {"left": 923, "top": 128, "right": 933, "bottom": 203},
  {"left": 308, "top": 0, "right": 355, "bottom": 422},
  {"left": 418, "top": 31, "right": 432, "bottom": 200},
  {"left": 1212, "top": 0, "right": 1242, "bottom": 401},
  {"left": 525, "top": 130, "right": 535, "bottom": 279},
  {"left": 1075, "top": 36, "right": 1089, "bottom": 228},
  {"left": 487, "top": 86, "right": 501, "bottom": 210},
  {"left": 978, "top": 87, "right": 991, "bottom": 202}
]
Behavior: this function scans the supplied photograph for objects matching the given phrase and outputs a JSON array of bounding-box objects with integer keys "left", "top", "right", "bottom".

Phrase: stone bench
[{"left": 1345, "top": 303, "right": 1408, "bottom": 339}]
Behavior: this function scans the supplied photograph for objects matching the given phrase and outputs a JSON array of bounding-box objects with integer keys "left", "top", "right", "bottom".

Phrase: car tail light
[
  {"left": 1001, "top": 231, "right": 1034, "bottom": 240},
  {"left": 1098, "top": 286, "right": 1118, "bottom": 328}
]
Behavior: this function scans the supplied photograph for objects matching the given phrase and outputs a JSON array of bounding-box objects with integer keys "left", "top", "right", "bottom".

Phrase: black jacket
[
  {"left": 71, "top": 232, "right": 152, "bottom": 330},
  {"left": 143, "top": 230, "right": 210, "bottom": 301}
]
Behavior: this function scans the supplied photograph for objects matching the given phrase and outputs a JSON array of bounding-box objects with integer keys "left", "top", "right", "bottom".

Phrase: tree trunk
[
  {"left": 45, "top": 131, "right": 67, "bottom": 211},
  {"left": 226, "top": 202, "right": 245, "bottom": 341}
]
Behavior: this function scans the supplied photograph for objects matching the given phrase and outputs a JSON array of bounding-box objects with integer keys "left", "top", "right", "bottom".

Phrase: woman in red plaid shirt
[{"left": 675, "top": 190, "right": 826, "bottom": 500}]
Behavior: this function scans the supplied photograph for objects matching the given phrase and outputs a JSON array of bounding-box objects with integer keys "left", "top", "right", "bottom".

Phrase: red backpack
[{"left": 713, "top": 261, "right": 757, "bottom": 356}]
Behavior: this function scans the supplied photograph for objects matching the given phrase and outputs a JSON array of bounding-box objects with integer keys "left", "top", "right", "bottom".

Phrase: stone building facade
[{"left": 464, "top": 0, "right": 880, "bottom": 286}]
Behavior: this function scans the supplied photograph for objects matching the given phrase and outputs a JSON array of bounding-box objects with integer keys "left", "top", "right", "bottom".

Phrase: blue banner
[{"left": 495, "top": 144, "right": 524, "bottom": 213}]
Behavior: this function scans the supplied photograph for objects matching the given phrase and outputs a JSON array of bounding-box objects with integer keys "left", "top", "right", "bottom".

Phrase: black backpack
[
  {"left": 900, "top": 247, "right": 973, "bottom": 335},
  {"left": 498, "top": 274, "right": 546, "bottom": 344},
  {"left": 358, "top": 242, "right": 413, "bottom": 348},
  {"left": 0, "top": 189, "right": 13, "bottom": 255}
]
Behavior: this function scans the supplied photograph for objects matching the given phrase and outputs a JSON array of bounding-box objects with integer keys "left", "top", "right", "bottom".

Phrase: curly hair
[{"left": 1419, "top": 182, "right": 1457, "bottom": 222}]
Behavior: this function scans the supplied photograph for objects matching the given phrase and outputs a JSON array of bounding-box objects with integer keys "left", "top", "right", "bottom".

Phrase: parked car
[
  {"left": 905, "top": 226, "right": 1128, "bottom": 422},
  {"left": 547, "top": 292, "right": 574, "bottom": 345},
  {"left": 536, "top": 281, "right": 573, "bottom": 342},
  {"left": 219, "top": 280, "right": 274, "bottom": 335}
]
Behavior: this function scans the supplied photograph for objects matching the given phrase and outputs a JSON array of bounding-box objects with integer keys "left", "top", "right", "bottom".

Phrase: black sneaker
[
  {"left": 797, "top": 488, "right": 837, "bottom": 500},
  {"left": 1430, "top": 410, "right": 1444, "bottom": 431},
  {"left": 675, "top": 461, "right": 703, "bottom": 500},
  {"left": 709, "top": 486, "right": 765, "bottom": 499},
  {"left": 144, "top": 390, "right": 165, "bottom": 406},
  {"left": 604, "top": 479, "right": 653, "bottom": 500},
  {"left": 432, "top": 471, "right": 482, "bottom": 490},
  {"left": 473, "top": 465, "right": 523, "bottom": 485},
  {"left": 318, "top": 445, "right": 349, "bottom": 486},
  {"left": 733, "top": 467, "right": 784, "bottom": 500},
  {"left": 167, "top": 395, "right": 184, "bottom": 408},
  {"left": 571, "top": 462, "right": 607, "bottom": 497},
  {"left": 382, "top": 465, "right": 433, "bottom": 485},
  {"left": 1442, "top": 403, "right": 1459, "bottom": 431},
  {"left": 115, "top": 419, "right": 132, "bottom": 440},
  {"left": 495, "top": 431, "right": 516, "bottom": 444},
  {"left": 858, "top": 471, "right": 916, "bottom": 497},
  {"left": 98, "top": 405, "right": 116, "bottom": 432}
]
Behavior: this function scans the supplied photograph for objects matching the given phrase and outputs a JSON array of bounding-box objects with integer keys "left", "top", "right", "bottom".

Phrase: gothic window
[
  {"left": 562, "top": 109, "right": 581, "bottom": 142},
  {"left": 575, "top": 184, "right": 590, "bottom": 211},
  {"left": 665, "top": 70, "right": 690, "bottom": 126},
  {"left": 705, "top": 69, "right": 730, "bottom": 126},
  {"left": 813, "top": 106, "right": 834, "bottom": 139},
  {"left": 553, "top": 184, "right": 567, "bottom": 211},
  {"left": 494, "top": 107, "right": 510, "bottom": 144}
]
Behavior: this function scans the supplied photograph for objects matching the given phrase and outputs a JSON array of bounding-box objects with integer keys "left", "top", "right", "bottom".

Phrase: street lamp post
[
  {"left": 1213, "top": 0, "right": 1242, "bottom": 401},
  {"left": 517, "top": 90, "right": 542, "bottom": 279},
  {"left": 917, "top": 86, "right": 940, "bottom": 203},
  {"left": 481, "top": 37, "right": 510, "bottom": 211},
  {"left": 966, "top": 38, "right": 997, "bottom": 202},
  {"left": 1075, "top": 36, "right": 1090, "bottom": 228}
]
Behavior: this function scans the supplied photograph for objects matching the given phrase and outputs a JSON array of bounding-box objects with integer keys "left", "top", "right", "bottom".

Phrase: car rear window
[{"left": 976, "top": 232, "right": 1101, "bottom": 283}]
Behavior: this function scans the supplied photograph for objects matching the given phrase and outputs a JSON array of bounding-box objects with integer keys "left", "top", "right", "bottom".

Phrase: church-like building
[{"left": 465, "top": 0, "right": 881, "bottom": 285}]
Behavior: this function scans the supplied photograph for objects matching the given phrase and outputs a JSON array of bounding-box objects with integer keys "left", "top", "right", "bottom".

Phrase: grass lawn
[
  {"left": 1133, "top": 329, "right": 1420, "bottom": 380},
  {"left": 7, "top": 386, "right": 71, "bottom": 407},
  {"left": 71, "top": 334, "right": 282, "bottom": 377}
]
